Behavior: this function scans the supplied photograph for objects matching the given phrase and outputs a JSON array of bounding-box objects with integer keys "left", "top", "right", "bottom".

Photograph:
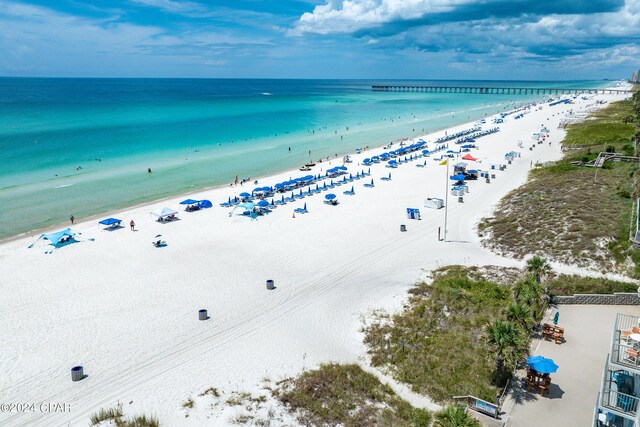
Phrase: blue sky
[{"left": 0, "top": 0, "right": 638, "bottom": 79}]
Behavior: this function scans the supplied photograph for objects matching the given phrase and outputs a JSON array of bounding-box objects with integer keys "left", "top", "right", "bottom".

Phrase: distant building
[{"left": 631, "top": 70, "right": 640, "bottom": 84}]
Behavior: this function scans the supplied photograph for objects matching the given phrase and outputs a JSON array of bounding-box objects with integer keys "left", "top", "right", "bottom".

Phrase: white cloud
[{"left": 293, "top": 0, "right": 472, "bottom": 35}]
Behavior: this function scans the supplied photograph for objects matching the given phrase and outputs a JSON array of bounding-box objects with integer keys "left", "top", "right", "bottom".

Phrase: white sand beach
[{"left": 0, "top": 90, "right": 631, "bottom": 426}]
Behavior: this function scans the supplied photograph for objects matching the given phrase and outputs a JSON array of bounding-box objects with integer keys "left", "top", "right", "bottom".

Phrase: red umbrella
[{"left": 462, "top": 154, "right": 478, "bottom": 161}]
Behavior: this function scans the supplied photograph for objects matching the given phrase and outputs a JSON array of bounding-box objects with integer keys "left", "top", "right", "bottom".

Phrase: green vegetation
[
  {"left": 275, "top": 363, "right": 431, "bottom": 426},
  {"left": 562, "top": 99, "right": 636, "bottom": 147},
  {"left": 90, "top": 405, "right": 160, "bottom": 427},
  {"left": 433, "top": 405, "right": 481, "bottom": 427},
  {"left": 547, "top": 274, "right": 638, "bottom": 296},
  {"left": 480, "top": 91, "right": 640, "bottom": 276},
  {"left": 363, "top": 264, "right": 545, "bottom": 403}
]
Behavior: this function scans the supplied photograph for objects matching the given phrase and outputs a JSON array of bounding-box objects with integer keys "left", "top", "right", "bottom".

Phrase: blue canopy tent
[
  {"left": 179, "top": 199, "right": 200, "bottom": 205},
  {"left": 99, "top": 218, "right": 122, "bottom": 229},
  {"left": 180, "top": 198, "right": 202, "bottom": 211}
]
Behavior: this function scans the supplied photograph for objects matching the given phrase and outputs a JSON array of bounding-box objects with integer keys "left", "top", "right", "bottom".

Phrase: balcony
[
  {"left": 611, "top": 314, "right": 640, "bottom": 373},
  {"left": 600, "top": 388, "right": 639, "bottom": 419}
]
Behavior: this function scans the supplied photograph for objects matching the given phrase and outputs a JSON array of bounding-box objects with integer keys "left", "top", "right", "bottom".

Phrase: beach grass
[
  {"left": 275, "top": 363, "right": 431, "bottom": 426},
  {"left": 362, "top": 266, "right": 528, "bottom": 403},
  {"left": 547, "top": 274, "right": 638, "bottom": 296},
  {"left": 90, "top": 405, "right": 160, "bottom": 426},
  {"left": 480, "top": 93, "right": 640, "bottom": 276}
]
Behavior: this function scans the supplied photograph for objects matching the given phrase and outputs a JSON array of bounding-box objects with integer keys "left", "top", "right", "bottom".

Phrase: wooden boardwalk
[{"left": 371, "top": 85, "right": 630, "bottom": 95}]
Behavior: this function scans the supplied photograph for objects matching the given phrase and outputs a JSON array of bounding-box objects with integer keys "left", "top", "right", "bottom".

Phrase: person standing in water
[{"left": 70, "top": 214, "right": 75, "bottom": 224}]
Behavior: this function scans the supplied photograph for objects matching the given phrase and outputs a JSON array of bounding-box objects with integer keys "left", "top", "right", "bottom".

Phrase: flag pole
[{"left": 444, "top": 158, "right": 449, "bottom": 242}]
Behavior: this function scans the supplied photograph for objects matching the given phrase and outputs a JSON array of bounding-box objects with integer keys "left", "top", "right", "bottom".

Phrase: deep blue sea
[{"left": 0, "top": 78, "right": 610, "bottom": 240}]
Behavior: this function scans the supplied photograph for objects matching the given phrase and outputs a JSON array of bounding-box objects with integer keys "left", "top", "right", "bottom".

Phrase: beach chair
[
  {"left": 380, "top": 173, "right": 391, "bottom": 181},
  {"left": 363, "top": 179, "right": 375, "bottom": 188},
  {"left": 416, "top": 161, "right": 426, "bottom": 168},
  {"left": 294, "top": 203, "right": 308, "bottom": 214},
  {"left": 624, "top": 349, "right": 639, "bottom": 365},
  {"left": 343, "top": 186, "right": 355, "bottom": 196}
]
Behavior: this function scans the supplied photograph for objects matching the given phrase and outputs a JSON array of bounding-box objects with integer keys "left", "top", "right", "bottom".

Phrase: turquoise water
[{"left": 0, "top": 78, "right": 610, "bottom": 240}]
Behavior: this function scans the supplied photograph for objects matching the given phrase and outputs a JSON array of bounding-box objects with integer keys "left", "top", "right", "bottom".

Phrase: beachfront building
[
  {"left": 594, "top": 313, "right": 640, "bottom": 427},
  {"left": 631, "top": 70, "right": 640, "bottom": 84}
]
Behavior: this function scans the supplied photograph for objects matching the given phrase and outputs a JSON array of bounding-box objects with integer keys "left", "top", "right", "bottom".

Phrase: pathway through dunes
[{"left": 0, "top": 92, "right": 629, "bottom": 426}]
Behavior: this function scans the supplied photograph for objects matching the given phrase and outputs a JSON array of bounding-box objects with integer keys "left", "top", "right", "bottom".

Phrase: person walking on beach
[
  {"left": 70, "top": 214, "right": 75, "bottom": 224},
  {"left": 130, "top": 220, "right": 135, "bottom": 231}
]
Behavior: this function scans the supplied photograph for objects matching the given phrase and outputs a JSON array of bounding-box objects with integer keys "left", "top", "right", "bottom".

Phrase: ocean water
[{"left": 0, "top": 78, "right": 610, "bottom": 240}]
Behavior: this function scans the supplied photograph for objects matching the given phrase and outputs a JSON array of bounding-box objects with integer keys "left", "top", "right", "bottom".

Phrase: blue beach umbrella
[
  {"left": 450, "top": 174, "right": 466, "bottom": 181},
  {"left": 257, "top": 200, "right": 270, "bottom": 207},
  {"left": 325, "top": 193, "right": 336, "bottom": 200},
  {"left": 239, "top": 192, "right": 251, "bottom": 198},
  {"left": 528, "top": 356, "right": 559, "bottom": 374}
]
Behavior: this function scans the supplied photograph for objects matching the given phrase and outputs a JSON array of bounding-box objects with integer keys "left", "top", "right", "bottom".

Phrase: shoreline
[{"left": 1, "top": 97, "right": 547, "bottom": 245}]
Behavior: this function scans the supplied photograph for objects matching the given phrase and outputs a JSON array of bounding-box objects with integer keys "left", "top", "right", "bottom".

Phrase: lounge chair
[
  {"left": 294, "top": 203, "right": 308, "bottom": 214},
  {"left": 363, "top": 179, "right": 375, "bottom": 188}
]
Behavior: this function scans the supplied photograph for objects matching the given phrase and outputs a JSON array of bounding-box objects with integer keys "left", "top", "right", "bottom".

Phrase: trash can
[
  {"left": 199, "top": 309, "right": 208, "bottom": 321},
  {"left": 266, "top": 279, "right": 275, "bottom": 290},
  {"left": 458, "top": 196, "right": 464, "bottom": 203},
  {"left": 486, "top": 177, "right": 490, "bottom": 184},
  {"left": 400, "top": 224, "right": 407, "bottom": 232},
  {"left": 491, "top": 174, "right": 496, "bottom": 179},
  {"left": 71, "top": 366, "right": 84, "bottom": 382}
]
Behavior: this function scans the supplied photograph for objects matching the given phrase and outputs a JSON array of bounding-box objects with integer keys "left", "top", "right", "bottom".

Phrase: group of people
[{"left": 232, "top": 175, "right": 256, "bottom": 187}]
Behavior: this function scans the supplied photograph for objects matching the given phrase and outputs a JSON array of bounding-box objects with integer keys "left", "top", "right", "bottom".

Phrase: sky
[{"left": 0, "top": 0, "right": 638, "bottom": 79}]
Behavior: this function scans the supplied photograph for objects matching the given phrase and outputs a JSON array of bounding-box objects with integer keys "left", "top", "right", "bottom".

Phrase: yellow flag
[{"left": 439, "top": 159, "right": 447, "bottom": 165}]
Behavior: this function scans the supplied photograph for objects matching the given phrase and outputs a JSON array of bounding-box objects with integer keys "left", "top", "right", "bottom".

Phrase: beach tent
[
  {"left": 98, "top": 218, "right": 123, "bottom": 229},
  {"left": 150, "top": 207, "right": 178, "bottom": 220},
  {"left": 198, "top": 200, "right": 212, "bottom": 208},
  {"left": 462, "top": 154, "right": 478, "bottom": 161},
  {"left": 99, "top": 218, "right": 122, "bottom": 226},
  {"left": 28, "top": 228, "right": 78, "bottom": 251},
  {"left": 229, "top": 202, "right": 255, "bottom": 217}
]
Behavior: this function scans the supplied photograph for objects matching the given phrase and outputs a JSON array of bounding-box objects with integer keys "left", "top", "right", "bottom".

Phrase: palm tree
[
  {"left": 513, "top": 276, "right": 546, "bottom": 320},
  {"left": 525, "top": 256, "right": 551, "bottom": 284},
  {"left": 484, "top": 319, "right": 524, "bottom": 385},
  {"left": 434, "top": 405, "right": 480, "bottom": 427},
  {"left": 505, "top": 303, "right": 533, "bottom": 333}
]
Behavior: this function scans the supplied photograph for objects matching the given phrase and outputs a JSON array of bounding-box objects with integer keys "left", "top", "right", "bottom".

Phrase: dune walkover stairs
[{"left": 573, "top": 152, "right": 640, "bottom": 168}]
